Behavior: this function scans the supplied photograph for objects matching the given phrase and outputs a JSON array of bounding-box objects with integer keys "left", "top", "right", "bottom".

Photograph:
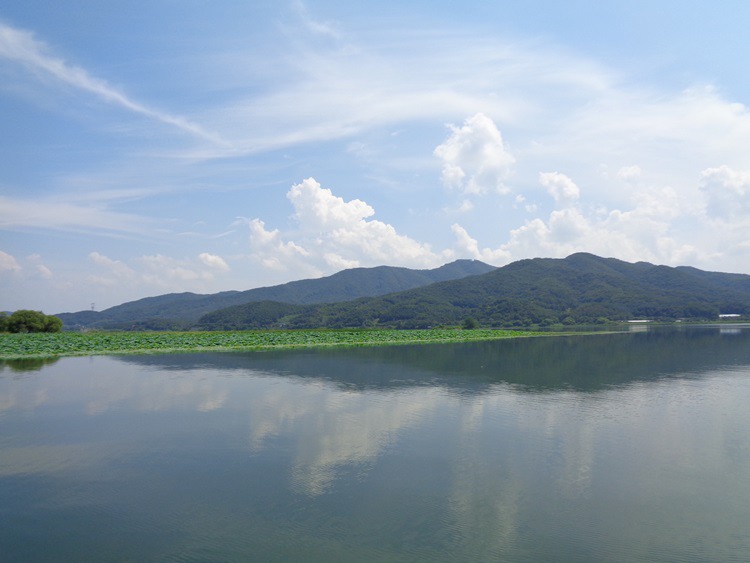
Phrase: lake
[{"left": 1, "top": 325, "right": 749, "bottom": 561}]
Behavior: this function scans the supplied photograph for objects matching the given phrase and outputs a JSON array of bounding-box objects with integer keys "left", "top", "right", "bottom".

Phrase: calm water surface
[{"left": 1, "top": 326, "right": 749, "bottom": 561}]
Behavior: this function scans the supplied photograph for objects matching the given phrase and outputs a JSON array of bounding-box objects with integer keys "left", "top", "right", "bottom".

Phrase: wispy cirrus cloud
[
  {"left": 0, "top": 21, "right": 229, "bottom": 146},
  {"left": 200, "top": 23, "right": 610, "bottom": 155},
  {"left": 0, "top": 195, "right": 153, "bottom": 237},
  {"left": 290, "top": 0, "right": 343, "bottom": 41}
]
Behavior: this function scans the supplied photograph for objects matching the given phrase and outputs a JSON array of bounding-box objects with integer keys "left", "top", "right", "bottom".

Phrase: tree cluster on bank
[{"left": 0, "top": 310, "right": 63, "bottom": 333}]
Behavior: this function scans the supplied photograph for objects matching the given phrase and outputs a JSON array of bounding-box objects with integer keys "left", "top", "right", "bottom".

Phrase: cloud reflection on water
[{"left": 1, "top": 329, "right": 750, "bottom": 560}]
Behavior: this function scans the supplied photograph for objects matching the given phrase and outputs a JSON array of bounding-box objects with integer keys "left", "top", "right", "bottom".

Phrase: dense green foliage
[
  {"left": 197, "top": 302, "right": 305, "bottom": 330},
  {"left": 0, "top": 328, "right": 536, "bottom": 359},
  {"left": 56, "top": 260, "right": 495, "bottom": 330},
  {"left": 1, "top": 310, "right": 63, "bottom": 333},
  {"left": 462, "top": 317, "right": 479, "bottom": 329},
  {"left": 198, "top": 253, "right": 750, "bottom": 329}
]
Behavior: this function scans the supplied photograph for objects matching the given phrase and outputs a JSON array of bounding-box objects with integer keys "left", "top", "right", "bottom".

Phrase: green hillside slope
[
  {"left": 197, "top": 253, "right": 750, "bottom": 329},
  {"left": 57, "top": 259, "right": 495, "bottom": 329}
]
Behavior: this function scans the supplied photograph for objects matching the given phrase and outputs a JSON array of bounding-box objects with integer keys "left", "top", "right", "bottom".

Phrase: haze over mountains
[{"left": 56, "top": 253, "right": 750, "bottom": 331}]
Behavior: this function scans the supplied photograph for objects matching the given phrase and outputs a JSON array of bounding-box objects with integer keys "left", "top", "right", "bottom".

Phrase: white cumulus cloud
[
  {"left": 249, "top": 218, "right": 312, "bottom": 272},
  {"left": 434, "top": 113, "right": 515, "bottom": 195},
  {"left": 36, "top": 264, "right": 53, "bottom": 279},
  {"left": 25, "top": 254, "right": 54, "bottom": 280},
  {"left": 617, "top": 165, "right": 642, "bottom": 181},
  {"left": 288, "top": 177, "right": 376, "bottom": 230},
  {"left": 198, "top": 252, "right": 230, "bottom": 272},
  {"left": 249, "top": 178, "right": 440, "bottom": 274},
  {"left": 450, "top": 224, "right": 510, "bottom": 263},
  {"left": 539, "top": 172, "right": 580, "bottom": 205},
  {"left": 140, "top": 254, "right": 214, "bottom": 284},
  {"left": 89, "top": 252, "right": 136, "bottom": 279},
  {"left": 699, "top": 165, "right": 750, "bottom": 222},
  {"left": 449, "top": 170, "right": 702, "bottom": 268},
  {"left": 0, "top": 250, "right": 21, "bottom": 273}
]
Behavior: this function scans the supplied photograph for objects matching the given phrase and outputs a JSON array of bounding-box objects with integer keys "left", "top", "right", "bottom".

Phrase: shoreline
[{"left": 0, "top": 328, "right": 582, "bottom": 360}]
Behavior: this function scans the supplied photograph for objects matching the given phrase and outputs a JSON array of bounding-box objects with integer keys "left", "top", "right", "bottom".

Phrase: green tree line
[{"left": 0, "top": 310, "right": 63, "bottom": 333}]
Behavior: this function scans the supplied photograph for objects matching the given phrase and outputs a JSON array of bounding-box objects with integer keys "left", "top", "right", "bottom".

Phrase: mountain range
[
  {"left": 56, "top": 259, "right": 496, "bottom": 330},
  {"left": 196, "top": 253, "right": 750, "bottom": 330},
  {"left": 58, "top": 253, "right": 750, "bottom": 330}
]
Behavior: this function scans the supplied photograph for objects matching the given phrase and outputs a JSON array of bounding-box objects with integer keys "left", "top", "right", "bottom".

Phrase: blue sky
[{"left": 3, "top": 1, "right": 750, "bottom": 313}]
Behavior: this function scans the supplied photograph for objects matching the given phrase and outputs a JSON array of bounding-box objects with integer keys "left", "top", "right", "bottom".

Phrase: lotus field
[{"left": 0, "top": 329, "right": 537, "bottom": 359}]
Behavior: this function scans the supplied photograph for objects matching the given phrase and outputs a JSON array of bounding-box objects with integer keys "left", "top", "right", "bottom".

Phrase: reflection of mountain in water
[{"left": 119, "top": 325, "right": 750, "bottom": 393}]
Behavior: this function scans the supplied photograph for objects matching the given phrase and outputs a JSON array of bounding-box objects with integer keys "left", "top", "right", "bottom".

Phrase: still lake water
[{"left": 1, "top": 326, "right": 749, "bottom": 562}]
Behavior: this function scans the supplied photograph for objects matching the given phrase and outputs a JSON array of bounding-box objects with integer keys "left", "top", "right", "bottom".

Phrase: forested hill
[
  {"left": 197, "top": 253, "right": 750, "bottom": 329},
  {"left": 56, "top": 259, "right": 495, "bottom": 329}
]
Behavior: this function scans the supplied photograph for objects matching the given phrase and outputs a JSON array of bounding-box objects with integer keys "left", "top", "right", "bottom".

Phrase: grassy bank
[{"left": 0, "top": 328, "right": 541, "bottom": 360}]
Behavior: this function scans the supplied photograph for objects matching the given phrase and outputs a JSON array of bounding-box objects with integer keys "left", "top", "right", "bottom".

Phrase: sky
[{"left": 3, "top": 1, "right": 750, "bottom": 314}]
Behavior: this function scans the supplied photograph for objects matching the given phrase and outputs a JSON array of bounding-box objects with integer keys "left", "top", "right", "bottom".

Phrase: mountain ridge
[
  {"left": 196, "top": 253, "right": 750, "bottom": 330},
  {"left": 56, "top": 259, "right": 496, "bottom": 329}
]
